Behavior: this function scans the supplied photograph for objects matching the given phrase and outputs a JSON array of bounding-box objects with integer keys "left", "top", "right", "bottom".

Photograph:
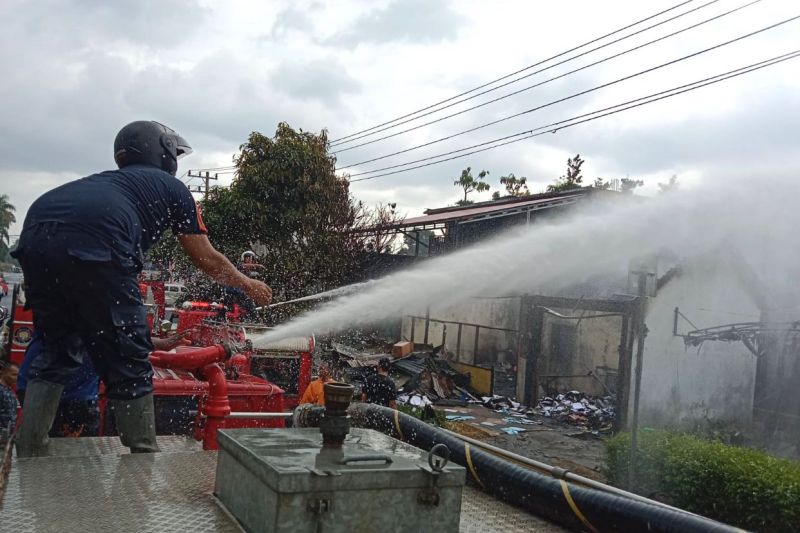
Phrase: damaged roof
[{"left": 359, "top": 188, "right": 617, "bottom": 233}]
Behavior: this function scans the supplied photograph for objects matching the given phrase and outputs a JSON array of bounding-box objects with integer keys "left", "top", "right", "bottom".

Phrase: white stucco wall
[
  {"left": 540, "top": 310, "right": 623, "bottom": 396},
  {"left": 400, "top": 297, "right": 521, "bottom": 365},
  {"left": 634, "top": 260, "right": 760, "bottom": 428}
]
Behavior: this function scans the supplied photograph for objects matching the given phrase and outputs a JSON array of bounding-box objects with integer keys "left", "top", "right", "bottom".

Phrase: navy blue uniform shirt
[{"left": 16, "top": 164, "right": 206, "bottom": 270}]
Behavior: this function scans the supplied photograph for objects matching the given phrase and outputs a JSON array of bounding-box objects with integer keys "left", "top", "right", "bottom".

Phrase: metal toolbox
[{"left": 215, "top": 428, "right": 465, "bottom": 533}]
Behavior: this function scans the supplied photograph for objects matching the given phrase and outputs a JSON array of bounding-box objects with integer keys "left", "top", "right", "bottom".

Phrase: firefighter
[
  {"left": 17, "top": 332, "right": 100, "bottom": 437},
  {"left": 17, "top": 330, "right": 190, "bottom": 437},
  {"left": 12, "top": 120, "right": 272, "bottom": 456},
  {"left": 299, "top": 363, "right": 332, "bottom": 406},
  {"left": 224, "top": 250, "right": 265, "bottom": 319},
  {"left": 361, "top": 358, "right": 398, "bottom": 409},
  {"left": 237, "top": 250, "right": 265, "bottom": 275}
]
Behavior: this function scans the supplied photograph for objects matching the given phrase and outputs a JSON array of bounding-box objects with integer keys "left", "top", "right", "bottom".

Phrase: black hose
[{"left": 294, "top": 403, "right": 740, "bottom": 533}]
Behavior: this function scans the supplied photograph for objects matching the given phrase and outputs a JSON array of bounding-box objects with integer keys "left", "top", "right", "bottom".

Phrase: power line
[
  {"left": 348, "top": 49, "right": 800, "bottom": 183},
  {"left": 183, "top": 165, "right": 237, "bottom": 185},
  {"left": 329, "top": 0, "right": 701, "bottom": 145},
  {"left": 352, "top": 50, "right": 796, "bottom": 178},
  {"left": 186, "top": 171, "right": 219, "bottom": 200},
  {"left": 335, "top": 0, "right": 769, "bottom": 161},
  {"left": 191, "top": 165, "right": 237, "bottom": 171},
  {"left": 331, "top": 0, "right": 733, "bottom": 149}
]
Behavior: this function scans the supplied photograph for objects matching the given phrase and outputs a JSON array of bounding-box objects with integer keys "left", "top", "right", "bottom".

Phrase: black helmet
[{"left": 114, "top": 120, "right": 192, "bottom": 176}]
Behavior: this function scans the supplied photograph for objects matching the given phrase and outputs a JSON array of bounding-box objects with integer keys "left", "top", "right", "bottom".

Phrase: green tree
[
  {"left": 0, "top": 194, "right": 16, "bottom": 248},
  {"left": 362, "top": 202, "right": 404, "bottom": 253},
  {"left": 547, "top": 154, "right": 584, "bottom": 192},
  {"left": 592, "top": 177, "right": 611, "bottom": 190},
  {"left": 620, "top": 177, "right": 644, "bottom": 193},
  {"left": 454, "top": 167, "right": 490, "bottom": 203},
  {"left": 500, "top": 173, "right": 530, "bottom": 197},
  {"left": 0, "top": 194, "right": 16, "bottom": 262},
  {"left": 200, "top": 123, "right": 366, "bottom": 300},
  {"left": 658, "top": 175, "right": 679, "bottom": 193}
]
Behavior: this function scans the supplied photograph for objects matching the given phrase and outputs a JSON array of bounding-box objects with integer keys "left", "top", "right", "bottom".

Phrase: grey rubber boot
[
  {"left": 110, "top": 394, "right": 160, "bottom": 453},
  {"left": 15, "top": 379, "right": 64, "bottom": 458}
]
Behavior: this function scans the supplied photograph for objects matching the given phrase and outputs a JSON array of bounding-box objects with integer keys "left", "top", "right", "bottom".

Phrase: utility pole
[
  {"left": 628, "top": 269, "right": 649, "bottom": 491},
  {"left": 187, "top": 171, "right": 218, "bottom": 200}
]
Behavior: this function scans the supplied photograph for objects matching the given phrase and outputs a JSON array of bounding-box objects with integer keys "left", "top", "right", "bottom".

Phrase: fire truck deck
[{"left": 1, "top": 436, "right": 564, "bottom": 533}]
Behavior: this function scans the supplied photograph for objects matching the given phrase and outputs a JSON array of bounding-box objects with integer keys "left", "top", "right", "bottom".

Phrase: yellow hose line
[
  {"left": 393, "top": 409, "right": 404, "bottom": 441},
  {"left": 560, "top": 480, "right": 599, "bottom": 533},
  {"left": 465, "top": 443, "right": 486, "bottom": 490}
]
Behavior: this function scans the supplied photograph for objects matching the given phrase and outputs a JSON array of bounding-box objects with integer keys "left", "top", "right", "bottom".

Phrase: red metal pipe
[
  {"left": 229, "top": 353, "right": 249, "bottom": 374},
  {"left": 200, "top": 363, "right": 231, "bottom": 450},
  {"left": 149, "top": 344, "right": 228, "bottom": 370}
]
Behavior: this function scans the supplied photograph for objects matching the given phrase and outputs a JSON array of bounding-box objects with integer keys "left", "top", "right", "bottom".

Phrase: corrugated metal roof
[{"left": 393, "top": 193, "right": 585, "bottom": 229}]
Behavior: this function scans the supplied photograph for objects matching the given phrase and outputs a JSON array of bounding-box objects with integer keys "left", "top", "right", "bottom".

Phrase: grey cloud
[
  {"left": 343, "top": 83, "right": 800, "bottom": 206},
  {"left": 269, "top": 6, "right": 314, "bottom": 38},
  {"left": 537, "top": 89, "right": 800, "bottom": 178},
  {"left": 9, "top": 0, "right": 210, "bottom": 49},
  {"left": 327, "top": 0, "right": 465, "bottom": 48},
  {"left": 270, "top": 58, "right": 361, "bottom": 105}
]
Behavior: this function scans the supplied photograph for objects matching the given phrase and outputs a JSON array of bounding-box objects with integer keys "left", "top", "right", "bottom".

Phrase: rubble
[
  {"left": 534, "top": 390, "right": 615, "bottom": 431},
  {"left": 392, "top": 353, "right": 477, "bottom": 405},
  {"left": 325, "top": 338, "right": 615, "bottom": 436}
]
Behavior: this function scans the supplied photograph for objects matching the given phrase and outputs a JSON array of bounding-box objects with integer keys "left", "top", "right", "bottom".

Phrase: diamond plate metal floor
[
  {"left": 2, "top": 451, "right": 241, "bottom": 533},
  {"left": 1, "top": 437, "right": 565, "bottom": 533},
  {"left": 40, "top": 435, "right": 203, "bottom": 458},
  {"left": 460, "top": 486, "right": 567, "bottom": 533}
]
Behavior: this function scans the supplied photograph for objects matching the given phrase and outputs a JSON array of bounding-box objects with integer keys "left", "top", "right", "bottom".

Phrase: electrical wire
[
  {"left": 331, "top": 0, "right": 737, "bottom": 149},
  {"left": 335, "top": 0, "right": 770, "bottom": 161},
  {"left": 190, "top": 165, "right": 236, "bottom": 171},
  {"left": 346, "top": 16, "right": 797, "bottom": 178},
  {"left": 329, "top": 0, "right": 701, "bottom": 145},
  {"left": 348, "top": 49, "right": 800, "bottom": 183}
]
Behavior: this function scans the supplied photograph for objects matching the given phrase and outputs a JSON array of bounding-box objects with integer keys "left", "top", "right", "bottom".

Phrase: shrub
[{"left": 606, "top": 429, "right": 800, "bottom": 532}]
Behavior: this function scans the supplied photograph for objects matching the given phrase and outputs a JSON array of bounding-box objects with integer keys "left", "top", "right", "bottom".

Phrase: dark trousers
[
  {"left": 18, "top": 390, "right": 99, "bottom": 437},
  {"left": 17, "top": 229, "right": 154, "bottom": 400},
  {"left": 50, "top": 399, "right": 100, "bottom": 437}
]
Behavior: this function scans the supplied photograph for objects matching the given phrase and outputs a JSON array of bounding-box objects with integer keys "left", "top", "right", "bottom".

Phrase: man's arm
[
  {"left": 178, "top": 234, "right": 273, "bottom": 305},
  {"left": 152, "top": 331, "right": 191, "bottom": 351}
]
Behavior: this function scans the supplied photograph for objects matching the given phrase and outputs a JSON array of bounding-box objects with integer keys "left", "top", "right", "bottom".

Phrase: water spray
[
  {"left": 254, "top": 279, "right": 380, "bottom": 311},
  {"left": 252, "top": 175, "right": 800, "bottom": 347}
]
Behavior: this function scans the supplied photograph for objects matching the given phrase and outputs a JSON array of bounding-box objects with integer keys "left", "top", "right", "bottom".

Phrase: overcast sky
[{"left": 1, "top": 0, "right": 798, "bottom": 237}]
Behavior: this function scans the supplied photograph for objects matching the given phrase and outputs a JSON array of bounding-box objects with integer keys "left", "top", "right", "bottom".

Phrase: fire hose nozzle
[{"left": 220, "top": 342, "right": 234, "bottom": 359}]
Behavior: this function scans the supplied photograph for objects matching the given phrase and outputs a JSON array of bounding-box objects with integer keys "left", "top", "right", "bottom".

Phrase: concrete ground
[{"left": 439, "top": 404, "right": 607, "bottom": 481}]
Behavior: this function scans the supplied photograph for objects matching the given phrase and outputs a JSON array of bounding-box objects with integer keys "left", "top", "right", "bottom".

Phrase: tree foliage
[
  {"left": 361, "top": 202, "right": 404, "bottom": 253},
  {"left": 500, "top": 173, "right": 530, "bottom": 197},
  {"left": 454, "top": 167, "right": 490, "bottom": 203},
  {"left": 0, "top": 194, "right": 16, "bottom": 246},
  {"left": 592, "top": 177, "right": 611, "bottom": 190},
  {"left": 620, "top": 177, "right": 644, "bottom": 193},
  {"left": 0, "top": 194, "right": 16, "bottom": 262},
  {"left": 199, "top": 123, "right": 367, "bottom": 299},
  {"left": 547, "top": 153, "right": 584, "bottom": 192},
  {"left": 658, "top": 175, "right": 679, "bottom": 193}
]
